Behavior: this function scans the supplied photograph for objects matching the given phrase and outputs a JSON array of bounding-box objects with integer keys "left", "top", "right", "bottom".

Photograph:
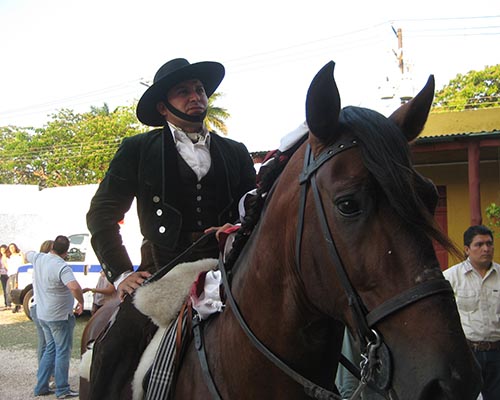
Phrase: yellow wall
[
  {"left": 423, "top": 108, "right": 500, "bottom": 136},
  {"left": 414, "top": 108, "right": 500, "bottom": 266},
  {"left": 416, "top": 161, "right": 500, "bottom": 266}
]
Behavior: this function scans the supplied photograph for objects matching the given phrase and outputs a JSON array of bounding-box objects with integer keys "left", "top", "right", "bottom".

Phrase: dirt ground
[{"left": 0, "top": 309, "right": 81, "bottom": 400}]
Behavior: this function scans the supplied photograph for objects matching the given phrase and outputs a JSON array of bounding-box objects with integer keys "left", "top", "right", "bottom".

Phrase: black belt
[{"left": 467, "top": 340, "right": 500, "bottom": 351}]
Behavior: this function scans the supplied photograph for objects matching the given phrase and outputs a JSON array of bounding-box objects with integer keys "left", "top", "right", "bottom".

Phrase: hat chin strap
[{"left": 165, "top": 102, "right": 207, "bottom": 123}]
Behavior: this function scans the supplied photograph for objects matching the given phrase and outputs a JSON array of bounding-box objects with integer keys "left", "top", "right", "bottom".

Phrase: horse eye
[{"left": 336, "top": 199, "right": 361, "bottom": 217}]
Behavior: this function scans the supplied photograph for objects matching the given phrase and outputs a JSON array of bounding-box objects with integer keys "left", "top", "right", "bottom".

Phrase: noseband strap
[{"left": 365, "top": 279, "right": 453, "bottom": 327}]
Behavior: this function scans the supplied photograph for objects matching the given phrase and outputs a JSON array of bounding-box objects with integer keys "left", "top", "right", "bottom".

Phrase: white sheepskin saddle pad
[{"left": 133, "top": 258, "right": 219, "bottom": 328}]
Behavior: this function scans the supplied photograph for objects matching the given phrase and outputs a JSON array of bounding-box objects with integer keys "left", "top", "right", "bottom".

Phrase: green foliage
[
  {"left": 0, "top": 93, "right": 229, "bottom": 187},
  {"left": 486, "top": 203, "right": 500, "bottom": 236},
  {"left": 0, "top": 311, "right": 91, "bottom": 359},
  {"left": 0, "top": 104, "right": 143, "bottom": 187},
  {"left": 205, "top": 92, "right": 230, "bottom": 135},
  {"left": 433, "top": 64, "right": 500, "bottom": 111}
]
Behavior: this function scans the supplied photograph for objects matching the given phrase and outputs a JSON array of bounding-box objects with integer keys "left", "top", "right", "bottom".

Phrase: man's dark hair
[
  {"left": 52, "top": 235, "right": 70, "bottom": 255},
  {"left": 463, "top": 225, "right": 493, "bottom": 247}
]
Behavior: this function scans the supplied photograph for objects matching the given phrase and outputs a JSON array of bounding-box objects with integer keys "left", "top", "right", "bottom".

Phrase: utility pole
[
  {"left": 391, "top": 26, "right": 404, "bottom": 75},
  {"left": 391, "top": 26, "right": 413, "bottom": 103},
  {"left": 397, "top": 28, "right": 404, "bottom": 74},
  {"left": 380, "top": 26, "right": 411, "bottom": 104}
]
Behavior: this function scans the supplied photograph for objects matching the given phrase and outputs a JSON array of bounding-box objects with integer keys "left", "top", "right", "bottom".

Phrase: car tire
[{"left": 22, "top": 288, "right": 33, "bottom": 320}]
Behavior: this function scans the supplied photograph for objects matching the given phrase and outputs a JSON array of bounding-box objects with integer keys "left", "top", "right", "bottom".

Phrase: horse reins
[{"left": 141, "top": 231, "right": 216, "bottom": 286}]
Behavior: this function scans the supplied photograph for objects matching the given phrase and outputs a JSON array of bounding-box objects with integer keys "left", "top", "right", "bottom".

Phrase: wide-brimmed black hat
[{"left": 136, "top": 58, "right": 225, "bottom": 126}]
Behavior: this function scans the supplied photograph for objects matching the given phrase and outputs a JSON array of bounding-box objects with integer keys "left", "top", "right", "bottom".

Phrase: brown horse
[{"left": 171, "top": 62, "right": 481, "bottom": 399}]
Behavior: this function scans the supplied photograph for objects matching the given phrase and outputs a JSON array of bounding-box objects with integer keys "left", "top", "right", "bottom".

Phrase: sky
[{"left": 1, "top": 0, "right": 499, "bottom": 152}]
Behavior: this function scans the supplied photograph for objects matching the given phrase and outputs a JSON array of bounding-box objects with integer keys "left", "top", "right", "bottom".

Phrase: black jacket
[{"left": 86, "top": 127, "right": 256, "bottom": 282}]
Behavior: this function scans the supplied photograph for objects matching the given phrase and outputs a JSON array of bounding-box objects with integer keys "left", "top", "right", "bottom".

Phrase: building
[{"left": 413, "top": 107, "right": 500, "bottom": 268}]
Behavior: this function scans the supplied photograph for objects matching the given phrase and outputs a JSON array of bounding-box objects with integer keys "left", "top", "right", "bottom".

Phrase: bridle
[
  {"left": 295, "top": 140, "right": 454, "bottom": 397},
  {"left": 194, "top": 138, "right": 454, "bottom": 400}
]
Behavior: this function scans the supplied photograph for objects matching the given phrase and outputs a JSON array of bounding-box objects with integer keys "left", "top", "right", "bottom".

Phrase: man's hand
[
  {"left": 204, "top": 223, "right": 236, "bottom": 242},
  {"left": 74, "top": 302, "right": 84, "bottom": 315},
  {"left": 117, "top": 271, "right": 152, "bottom": 300}
]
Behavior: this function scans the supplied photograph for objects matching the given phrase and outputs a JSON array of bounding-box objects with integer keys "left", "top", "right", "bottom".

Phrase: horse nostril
[
  {"left": 420, "top": 378, "right": 480, "bottom": 400},
  {"left": 419, "top": 380, "right": 448, "bottom": 400}
]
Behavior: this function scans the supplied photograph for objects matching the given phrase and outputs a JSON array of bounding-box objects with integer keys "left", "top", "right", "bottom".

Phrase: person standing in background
[
  {"left": 83, "top": 269, "right": 117, "bottom": 315},
  {"left": 444, "top": 225, "right": 500, "bottom": 400},
  {"left": 31, "top": 240, "right": 54, "bottom": 363},
  {"left": 28, "top": 235, "right": 83, "bottom": 399},
  {"left": 6, "top": 242, "right": 25, "bottom": 313},
  {"left": 0, "top": 244, "right": 10, "bottom": 309},
  {"left": 335, "top": 328, "right": 385, "bottom": 399}
]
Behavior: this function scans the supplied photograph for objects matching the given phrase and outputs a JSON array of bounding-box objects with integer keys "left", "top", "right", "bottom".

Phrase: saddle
[{"left": 131, "top": 258, "right": 219, "bottom": 400}]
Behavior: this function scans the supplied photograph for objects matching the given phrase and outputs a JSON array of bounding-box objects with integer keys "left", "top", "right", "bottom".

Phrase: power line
[{"left": 1, "top": 15, "right": 498, "bottom": 124}]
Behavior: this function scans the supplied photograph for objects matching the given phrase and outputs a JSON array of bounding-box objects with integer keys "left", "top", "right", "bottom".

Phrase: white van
[{"left": 11, "top": 233, "right": 106, "bottom": 318}]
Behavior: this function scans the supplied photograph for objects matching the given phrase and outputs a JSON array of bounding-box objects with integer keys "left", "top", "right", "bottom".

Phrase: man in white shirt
[
  {"left": 29, "top": 235, "right": 84, "bottom": 399},
  {"left": 443, "top": 225, "right": 500, "bottom": 400}
]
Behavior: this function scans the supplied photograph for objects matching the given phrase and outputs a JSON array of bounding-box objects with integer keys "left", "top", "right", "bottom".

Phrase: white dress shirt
[
  {"left": 443, "top": 258, "right": 500, "bottom": 342},
  {"left": 168, "top": 122, "right": 211, "bottom": 182}
]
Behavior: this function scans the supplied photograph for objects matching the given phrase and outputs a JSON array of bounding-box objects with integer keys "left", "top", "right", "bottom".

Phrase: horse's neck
[
  {"left": 229, "top": 220, "right": 332, "bottom": 358},
  {"left": 213, "top": 224, "right": 340, "bottom": 390}
]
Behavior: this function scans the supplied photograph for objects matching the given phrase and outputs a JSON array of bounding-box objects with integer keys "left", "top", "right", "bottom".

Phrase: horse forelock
[{"left": 339, "top": 106, "right": 453, "bottom": 250}]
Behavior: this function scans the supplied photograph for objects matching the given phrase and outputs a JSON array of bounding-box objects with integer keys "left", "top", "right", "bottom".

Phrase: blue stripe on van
[
  {"left": 68, "top": 264, "right": 102, "bottom": 273},
  {"left": 17, "top": 264, "right": 32, "bottom": 273},
  {"left": 17, "top": 263, "right": 102, "bottom": 273},
  {"left": 17, "top": 263, "right": 139, "bottom": 273}
]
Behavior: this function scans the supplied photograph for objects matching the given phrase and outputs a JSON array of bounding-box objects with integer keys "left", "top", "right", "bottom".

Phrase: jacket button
[
  {"left": 159, "top": 226, "right": 166, "bottom": 233},
  {"left": 156, "top": 209, "right": 163, "bottom": 216},
  {"left": 153, "top": 196, "right": 160, "bottom": 203}
]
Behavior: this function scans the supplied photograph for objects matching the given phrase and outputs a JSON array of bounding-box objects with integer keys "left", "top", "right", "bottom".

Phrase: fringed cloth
[
  {"left": 145, "top": 270, "right": 223, "bottom": 400},
  {"left": 146, "top": 307, "right": 189, "bottom": 400}
]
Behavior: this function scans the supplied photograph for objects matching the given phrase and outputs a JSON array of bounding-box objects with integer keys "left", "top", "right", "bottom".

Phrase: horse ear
[
  {"left": 306, "top": 61, "right": 341, "bottom": 141},
  {"left": 389, "top": 75, "right": 435, "bottom": 142}
]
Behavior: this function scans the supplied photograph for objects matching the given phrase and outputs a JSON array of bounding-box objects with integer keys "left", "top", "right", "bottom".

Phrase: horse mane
[
  {"left": 340, "top": 106, "right": 460, "bottom": 258},
  {"left": 224, "top": 134, "right": 308, "bottom": 269}
]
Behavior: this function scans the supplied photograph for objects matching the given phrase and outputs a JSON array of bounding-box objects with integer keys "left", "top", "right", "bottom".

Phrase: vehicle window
[{"left": 69, "top": 234, "right": 86, "bottom": 246}]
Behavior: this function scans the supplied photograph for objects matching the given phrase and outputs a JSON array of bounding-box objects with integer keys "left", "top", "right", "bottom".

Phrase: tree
[
  {"left": 433, "top": 64, "right": 500, "bottom": 111},
  {"left": 205, "top": 92, "right": 230, "bottom": 135},
  {"left": 0, "top": 104, "right": 142, "bottom": 187},
  {"left": 0, "top": 91, "right": 230, "bottom": 187},
  {"left": 0, "top": 126, "right": 39, "bottom": 185}
]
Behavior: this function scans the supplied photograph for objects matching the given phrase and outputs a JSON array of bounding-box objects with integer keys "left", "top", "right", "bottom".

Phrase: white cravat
[{"left": 168, "top": 122, "right": 211, "bottom": 181}]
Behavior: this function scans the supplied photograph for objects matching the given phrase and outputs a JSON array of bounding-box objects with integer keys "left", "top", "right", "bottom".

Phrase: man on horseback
[{"left": 86, "top": 58, "right": 256, "bottom": 399}]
